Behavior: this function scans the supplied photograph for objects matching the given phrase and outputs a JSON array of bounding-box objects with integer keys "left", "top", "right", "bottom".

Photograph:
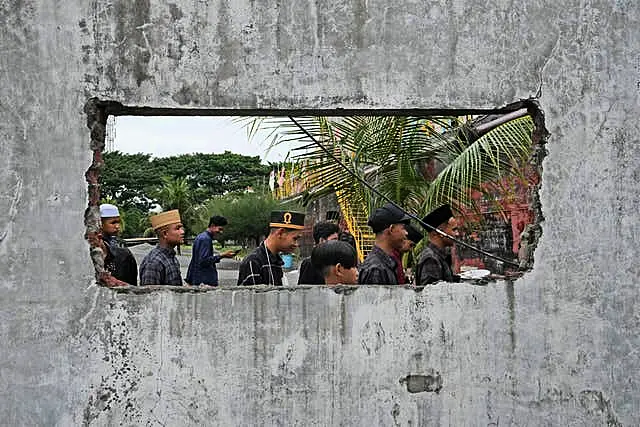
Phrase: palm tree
[
  {"left": 154, "top": 176, "right": 196, "bottom": 242},
  {"left": 247, "top": 110, "right": 534, "bottom": 216},
  {"left": 155, "top": 176, "right": 192, "bottom": 213},
  {"left": 245, "top": 110, "right": 536, "bottom": 261}
]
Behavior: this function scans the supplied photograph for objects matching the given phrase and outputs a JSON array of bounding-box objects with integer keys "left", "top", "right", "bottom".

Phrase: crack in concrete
[
  {"left": 0, "top": 171, "right": 22, "bottom": 245},
  {"left": 535, "top": 33, "right": 561, "bottom": 98}
]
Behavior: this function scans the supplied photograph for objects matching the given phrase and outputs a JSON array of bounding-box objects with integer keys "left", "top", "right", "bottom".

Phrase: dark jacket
[
  {"left": 358, "top": 245, "right": 399, "bottom": 285},
  {"left": 237, "top": 242, "right": 284, "bottom": 286},
  {"left": 415, "top": 242, "right": 459, "bottom": 285},
  {"left": 186, "top": 230, "right": 221, "bottom": 286},
  {"left": 104, "top": 235, "right": 127, "bottom": 249},
  {"left": 103, "top": 242, "right": 138, "bottom": 286},
  {"left": 297, "top": 257, "right": 325, "bottom": 285}
]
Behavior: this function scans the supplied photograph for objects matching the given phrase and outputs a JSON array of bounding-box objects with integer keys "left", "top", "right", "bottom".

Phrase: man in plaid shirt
[{"left": 139, "top": 210, "right": 185, "bottom": 286}]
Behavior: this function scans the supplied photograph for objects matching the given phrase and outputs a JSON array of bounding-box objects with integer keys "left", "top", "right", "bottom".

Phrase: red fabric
[{"left": 391, "top": 250, "right": 405, "bottom": 285}]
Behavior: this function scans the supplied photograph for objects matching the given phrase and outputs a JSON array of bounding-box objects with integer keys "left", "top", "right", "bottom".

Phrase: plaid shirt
[
  {"left": 358, "top": 245, "right": 399, "bottom": 285},
  {"left": 139, "top": 245, "right": 183, "bottom": 285}
]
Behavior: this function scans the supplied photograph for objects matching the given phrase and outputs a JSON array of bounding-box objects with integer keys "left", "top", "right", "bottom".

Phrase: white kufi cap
[{"left": 100, "top": 203, "right": 120, "bottom": 218}]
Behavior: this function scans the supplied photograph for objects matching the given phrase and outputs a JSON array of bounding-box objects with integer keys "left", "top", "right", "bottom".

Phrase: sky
[{"left": 111, "top": 116, "right": 297, "bottom": 163}]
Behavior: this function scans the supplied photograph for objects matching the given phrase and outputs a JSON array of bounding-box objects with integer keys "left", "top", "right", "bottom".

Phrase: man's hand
[{"left": 221, "top": 250, "right": 237, "bottom": 258}]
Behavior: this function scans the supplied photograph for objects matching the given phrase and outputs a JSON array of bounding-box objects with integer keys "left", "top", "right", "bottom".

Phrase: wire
[{"left": 287, "top": 116, "right": 522, "bottom": 269}]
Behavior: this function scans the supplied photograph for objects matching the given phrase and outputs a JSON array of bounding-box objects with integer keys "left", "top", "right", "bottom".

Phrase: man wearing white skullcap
[
  {"left": 100, "top": 203, "right": 124, "bottom": 248},
  {"left": 98, "top": 203, "right": 138, "bottom": 285}
]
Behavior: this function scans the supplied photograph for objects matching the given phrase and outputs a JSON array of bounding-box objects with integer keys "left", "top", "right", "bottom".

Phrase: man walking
[
  {"left": 297, "top": 221, "right": 339, "bottom": 285},
  {"left": 186, "top": 215, "right": 236, "bottom": 286},
  {"left": 415, "top": 204, "right": 460, "bottom": 285},
  {"left": 237, "top": 211, "right": 305, "bottom": 286},
  {"left": 98, "top": 203, "right": 137, "bottom": 286},
  {"left": 139, "top": 210, "right": 185, "bottom": 286},
  {"left": 358, "top": 203, "right": 410, "bottom": 285}
]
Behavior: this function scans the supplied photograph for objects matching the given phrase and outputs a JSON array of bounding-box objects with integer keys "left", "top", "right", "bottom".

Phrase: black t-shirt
[{"left": 297, "top": 257, "right": 325, "bottom": 285}]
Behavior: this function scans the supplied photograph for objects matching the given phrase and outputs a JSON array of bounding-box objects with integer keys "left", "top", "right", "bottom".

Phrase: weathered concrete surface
[{"left": 0, "top": 0, "right": 639, "bottom": 425}]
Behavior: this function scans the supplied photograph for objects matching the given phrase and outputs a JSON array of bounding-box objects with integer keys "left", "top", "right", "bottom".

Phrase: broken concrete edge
[
  {"left": 96, "top": 98, "right": 537, "bottom": 118},
  {"left": 105, "top": 280, "right": 517, "bottom": 295},
  {"left": 523, "top": 98, "right": 548, "bottom": 270},
  {"left": 84, "top": 98, "right": 109, "bottom": 284},
  {"left": 83, "top": 96, "right": 544, "bottom": 288}
]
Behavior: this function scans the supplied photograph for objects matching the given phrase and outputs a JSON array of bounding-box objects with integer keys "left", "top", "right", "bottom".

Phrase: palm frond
[{"left": 423, "top": 115, "right": 534, "bottom": 213}]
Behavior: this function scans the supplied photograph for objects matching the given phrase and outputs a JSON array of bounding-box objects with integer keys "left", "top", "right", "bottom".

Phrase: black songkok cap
[
  {"left": 270, "top": 211, "right": 306, "bottom": 230},
  {"left": 367, "top": 202, "right": 412, "bottom": 233},
  {"left": 405, "top": 223, "right": 424, "bottom": 244},
  {"left": 421, "top": 204, "right": 453, "bottom": 231}
]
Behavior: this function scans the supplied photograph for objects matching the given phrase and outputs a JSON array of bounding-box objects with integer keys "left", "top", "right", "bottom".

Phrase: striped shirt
[{"left": 237, "top": 242, "right": 284, "bottom": 286}]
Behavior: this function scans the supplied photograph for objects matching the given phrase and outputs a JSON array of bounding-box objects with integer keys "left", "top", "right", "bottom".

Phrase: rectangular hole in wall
[{"left": 84, "top": 100, "right": 547, "bottom": 290}]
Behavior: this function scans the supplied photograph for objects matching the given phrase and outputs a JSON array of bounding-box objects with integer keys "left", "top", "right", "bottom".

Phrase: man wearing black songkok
[
  {"left": 237, "top": 211, "right": 305, "bottom": 286},
  {"left": 415, "top": 204, "right": 461, "bottom": 285},
  {"left": 358, "top": 203, "right": 410, "bottom": 285}
]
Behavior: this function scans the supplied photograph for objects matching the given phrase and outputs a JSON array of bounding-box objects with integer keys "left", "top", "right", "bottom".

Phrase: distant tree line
[{"left": 100, "top": 151, "right": 297, "bottom": 243}]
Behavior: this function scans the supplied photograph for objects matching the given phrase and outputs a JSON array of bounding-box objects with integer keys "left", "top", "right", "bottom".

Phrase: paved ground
[{"left": 129, "top": 244, "right": 301, "bottom": 286}]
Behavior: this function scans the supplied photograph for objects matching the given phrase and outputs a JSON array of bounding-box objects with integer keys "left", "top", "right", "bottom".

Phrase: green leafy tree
[
  {"left": 193, "top": 191, "right": 300, "bottom": 247},
  {"left": 154, "top": 176, "right": 198, "bottom": 236},
  {"left": 119, "top": 206, "right": 148, "bottom": 238},
  {"left": 152, "top": 151, "right": 270, "bottom": 198},
  {"left": 100, "top": 151, "right": 271, "bottom": 220},
  {"left": 100, "top": 151, "right": 160, "bottom": 210}
]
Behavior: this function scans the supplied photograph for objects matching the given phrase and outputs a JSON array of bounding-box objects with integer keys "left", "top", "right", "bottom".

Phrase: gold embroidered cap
[
  {"left": 269, "top": 211, "right": 305, "bottom": 230},
  {"left": 150, "top": 209, "right": 182, "bottom": 230}
]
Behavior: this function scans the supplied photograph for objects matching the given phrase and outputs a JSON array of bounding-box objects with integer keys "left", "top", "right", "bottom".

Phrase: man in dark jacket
[
  {"left": 297, "top": 221, "right": 339, "bottom": 285},
  {"left": 358, "top": 203, "right": 410, "bottom": 285},
  {"left": 391, "top": 223, "right": 423, "bottom": 285},
  {"left": 237, "top": 211, "right": 305, "bottom": 286},
  {"left": 415, "top": 204, "right": 460, "bottom": 285},
  {"left": 186, "top": 215, "right": 236, "bottom": 286},
  {"left": 99, "top": 203, "right": 137, "bottom": 285}
]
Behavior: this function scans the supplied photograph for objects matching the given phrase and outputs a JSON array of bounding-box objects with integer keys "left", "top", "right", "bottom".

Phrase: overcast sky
[{"left": 111, "top": 116, "right": 296, "bottom": 163}]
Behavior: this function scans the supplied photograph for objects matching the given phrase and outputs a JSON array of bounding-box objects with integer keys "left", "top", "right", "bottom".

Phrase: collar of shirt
[
  {"left": 260, "top": 241, "right": 284, "bottom": 266},
  {"left": 156, "top": 245, "right": 177, "bottom": 257},
  {"left": 427, "top": 242, "right": 449, "bottom": 261},
  {"left": 370, "top": 245, "right": 397, "bottom": 270}
]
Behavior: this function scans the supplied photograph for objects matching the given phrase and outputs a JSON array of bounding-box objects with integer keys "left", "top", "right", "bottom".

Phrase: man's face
[
  {"left": 277, "top": 229, "right": 302, "bottom": 253},
  {"left": 101, "top": 217, "right": 121, "bottom": 237},
  {"left": 440, "top": 218, "right": 459, "bottom": 247},
  {"left": 163, "top": 223, "right": 185, "bottom": 246},
  {"left": 319, "top": 232, "right": 339, "bottom": 244},
  {"left": 400, "top": 238, "right": 415, "bottom": 254},
  {"left": 388, "top": 223, "right": 408, "bottom": 251},
  {"left": 210, "top": 225, "right": 224, "bottom": 235}
]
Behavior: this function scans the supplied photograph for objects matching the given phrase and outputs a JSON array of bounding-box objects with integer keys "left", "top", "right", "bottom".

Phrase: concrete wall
[{"left": 0, "top": 1, "right": 638, "bottom": 425}]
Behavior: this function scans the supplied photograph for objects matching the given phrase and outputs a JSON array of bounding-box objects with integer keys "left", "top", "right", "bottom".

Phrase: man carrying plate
[{"left": 415, "top": 204, "right": 461, "bottom": 285}]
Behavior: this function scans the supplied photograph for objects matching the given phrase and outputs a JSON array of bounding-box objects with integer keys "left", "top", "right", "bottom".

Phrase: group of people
[{"left": 93, "top": 201, "right": 461, "bottom": 287}]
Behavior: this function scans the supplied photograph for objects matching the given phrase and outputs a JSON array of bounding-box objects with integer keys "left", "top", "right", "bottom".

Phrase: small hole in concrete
[{"left": 84, "top": 99, "right": 547, "bottom": 290}]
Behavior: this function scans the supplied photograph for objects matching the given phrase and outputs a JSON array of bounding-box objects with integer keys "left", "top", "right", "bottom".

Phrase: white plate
[{"left": 459, "top": 269, "right": 491, "bottom": 280}]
